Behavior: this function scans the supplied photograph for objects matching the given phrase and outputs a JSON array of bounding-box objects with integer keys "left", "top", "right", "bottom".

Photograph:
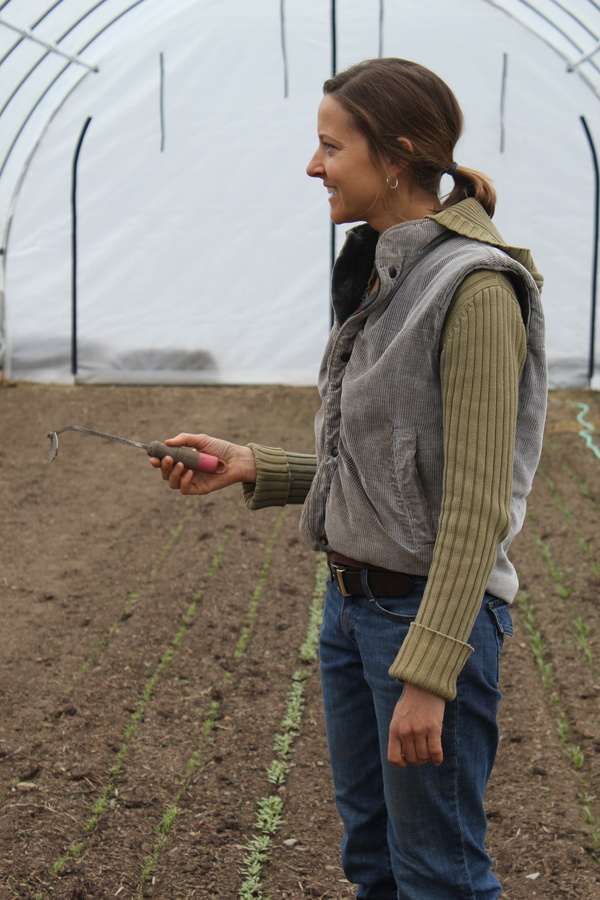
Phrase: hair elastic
[{"left": 446, "top": 162, "right": 458, "bottom": 176}]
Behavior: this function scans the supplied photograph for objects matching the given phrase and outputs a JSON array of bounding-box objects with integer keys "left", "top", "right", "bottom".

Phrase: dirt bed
[{"left": 0, "top": 382, "right": 599, "bottom": 900}]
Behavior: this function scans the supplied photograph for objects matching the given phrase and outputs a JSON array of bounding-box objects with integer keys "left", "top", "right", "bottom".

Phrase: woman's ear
[
  {"left": 397, "top": 137, "right": 414, "bottom": 154},
  {"left": 391, "top": 138, "right": 414, "bottom": 178},
  {"left": 388, "top": 138, "right": 413, "bottom": 180}
]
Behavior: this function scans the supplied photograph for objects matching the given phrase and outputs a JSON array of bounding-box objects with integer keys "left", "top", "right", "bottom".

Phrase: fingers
[
  {"left": 164, "top": 432, "right": 199, "bottom": 448},
  {"left": 149, "top": 453, "right": 188, "bottom": 489},
  {"left": 399, "top": 735, "right": 443, "bottom": 767},
  {"left": 403, "top": 733, "right": 431, "bottom": 766},
  {"left": 387, "top": 734, "right": 408, "bottom": 768},
  {"left": 424, "top": 731, "right": 444, "bottom": 766},
  {"left": 388, "top": 732, "right": 441, "bottom": 768},
  {"left": 151, "top": 451, "right": 217, "bottom": 496},
  {"left": 164, "top": 459, "right": 195, "bottom": 493},
  {"left": 148, "top": 434, "right": 202, "bottom": 488},
  {"left": 168, "top": 460, "right": 186, "bottom": 490}
]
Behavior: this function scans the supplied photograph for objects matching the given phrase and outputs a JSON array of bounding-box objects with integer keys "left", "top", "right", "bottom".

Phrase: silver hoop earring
[{"left": 387, "top": 175, "right": 399, "bottom": 190}]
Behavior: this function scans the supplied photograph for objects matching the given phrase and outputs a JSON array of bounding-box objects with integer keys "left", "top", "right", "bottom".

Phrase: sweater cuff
[
  {"left": 285, "top": 452, "right": 317, "bottom": 504},
  {"left": 388, "top": 623, "right": 473, "bottom": 701},
  {"left": 242, "top": 444, "right": 291, "bottom": 509},
  {"left": 241, "top": 445, "right": 316, "bottom": 509}
]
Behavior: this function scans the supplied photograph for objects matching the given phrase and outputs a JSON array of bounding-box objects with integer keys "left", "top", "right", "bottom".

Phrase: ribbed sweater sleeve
[
  {"left": 242, "top": 444, "right": 316, "bottom": 509},
  {"left": 388, "top": 271, "right": 527, "bottom": 700}
]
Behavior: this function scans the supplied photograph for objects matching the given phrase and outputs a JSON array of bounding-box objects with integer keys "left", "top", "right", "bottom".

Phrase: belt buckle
[{"left": 331, "top": 563, "right": 351, "bottom": 597}]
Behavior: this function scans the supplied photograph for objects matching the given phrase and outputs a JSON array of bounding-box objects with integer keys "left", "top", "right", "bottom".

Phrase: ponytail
[{"left": 442, "top": 165, "right": 496, "bottom": 218}]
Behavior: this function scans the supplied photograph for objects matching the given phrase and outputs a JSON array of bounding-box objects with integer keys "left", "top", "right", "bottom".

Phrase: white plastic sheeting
[
  {"left": 1, "top": 0, "right": 600, "bottom": 387},
  {"left": 483, "top": 0, "right": 600, "bottom": 97}
]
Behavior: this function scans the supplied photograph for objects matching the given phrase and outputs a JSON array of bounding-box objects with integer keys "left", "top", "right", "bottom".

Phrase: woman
[{"left": 152, "top": 58, "right": 547, "bottom": 900}]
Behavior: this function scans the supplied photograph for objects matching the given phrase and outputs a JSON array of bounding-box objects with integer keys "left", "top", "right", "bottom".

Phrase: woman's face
[{"left": 306, "top": 94, "right": 392, "bottom": 233}]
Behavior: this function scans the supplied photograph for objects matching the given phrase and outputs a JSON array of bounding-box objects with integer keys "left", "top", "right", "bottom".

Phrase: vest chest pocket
[{"left": 390, "top": 427, "right": 437, "bottom": 549}]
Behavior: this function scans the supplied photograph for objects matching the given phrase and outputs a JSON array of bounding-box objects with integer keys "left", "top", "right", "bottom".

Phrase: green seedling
[
  {"left": 528, "top": 516, "right": 598, "bottom": 678},
  {"left": 538, "top": 467, "right": 578, "bottom": 531},
  {"left": 78, "top": 509, "right": 195, "bottom": 680},
  {"left": 234, "top": 515, "right": 287, "bottom": 660},
  {"left": 239, "top": 798, "right": 284, "bottom": 899},
  {"left": 537, "top": 466, "right": 600, "bottom": 580},
  {"left": 546, "top": 437, "right": 599, "bottom": 510},
  {"left": 159, "top": 804, "right": 178, "bottom": 834},
  {"left": 139, "top": 805, "right": 180, "bottom": 886},
  {"left": 137, "top": 512, "right": 288, "bottom": 892},
  {"left": 535, "top": 535, "right": 571, "bottom": 598},
  {"left": 517, "top": 591, "right": 590, "bottom": 781},
  {"left": 574, "top": 617, "right": 596, "bottom": 667},
  {"left": 266, "top": 759, "right": 289, "bottom": 785},
  {"left": 518, "top": 592, "right": 553, "bottom": 688},
  {"left": 139, "top": 699, "right": 221, "bottom": 890},
  {"left": 569, "top": 745, "right": 586, "bottom": 770},
  {"left": 50, "top": 843, "right": 83, "bottom": 876},
  {"left": 299, "top": 556, "right": 328, "bottom": 662},
  {"left": 584, "top": 804, "right": 596, "bottom": 825},
  {"left": 237, "top": 558, "right": 325, "bottom": 899},
  {"left": 45, "top": 510, "right": 242, "bottom": 882},
  {"left": 557, "top": 711, "right": 570, "bottom": 744},
  {"left": 255, "top": 795, "right": 284, "bottom": 835},
  {"left": 535, "top": 536, "right": 600, "bottom": 666}
]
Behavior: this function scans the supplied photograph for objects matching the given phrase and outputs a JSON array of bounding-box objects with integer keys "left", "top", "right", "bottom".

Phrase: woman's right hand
[{"left": 149, "top": 433, "right": 257, "bottom": 495}]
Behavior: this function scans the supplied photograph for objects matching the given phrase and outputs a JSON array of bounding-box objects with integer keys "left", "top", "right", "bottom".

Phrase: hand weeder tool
[{"left": 46, "top": 425, "right": 227, "bottom": 474}]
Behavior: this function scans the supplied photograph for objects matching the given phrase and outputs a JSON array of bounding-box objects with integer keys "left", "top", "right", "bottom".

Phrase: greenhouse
[{"left": 1, "top": 0, "right": 599, "bottom": 387}]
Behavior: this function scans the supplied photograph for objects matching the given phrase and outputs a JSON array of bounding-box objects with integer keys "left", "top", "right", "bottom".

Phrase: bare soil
[{"left": 0, "top": 382, "right": 599, "bottom": 900}]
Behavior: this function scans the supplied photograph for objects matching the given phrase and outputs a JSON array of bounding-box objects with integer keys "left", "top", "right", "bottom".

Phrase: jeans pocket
[
  {"left": 485, "top": 596, "right": 513, "bottom": 678},
  {"left": 368, "top": 578, "right": 428, "bottom": 623},
  {"left": 486, "top": 596, "right": 513, "bottom": 637}
]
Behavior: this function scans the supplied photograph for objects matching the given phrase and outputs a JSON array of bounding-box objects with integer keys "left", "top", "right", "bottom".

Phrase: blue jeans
[{"left": 319, "top": 575, "right": 513, "bottom": 900}]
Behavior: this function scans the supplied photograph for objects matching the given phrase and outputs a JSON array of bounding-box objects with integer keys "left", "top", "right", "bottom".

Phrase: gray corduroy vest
[{"left": 299, "top": 216, "right": 547, "bottom": 603}]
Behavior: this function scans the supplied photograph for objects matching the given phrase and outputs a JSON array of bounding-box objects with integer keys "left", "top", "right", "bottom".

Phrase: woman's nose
[{"left": 306, "top": 150, "right": 324, "bottom": 178}]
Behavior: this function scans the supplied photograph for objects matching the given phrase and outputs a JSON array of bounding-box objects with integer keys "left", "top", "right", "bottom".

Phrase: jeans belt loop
[
  {"left": 360, "top": 567, "right": 376, "bottom": 601},
  {"left": 331, "top": 562, "right": 351, "bottom": 597}
]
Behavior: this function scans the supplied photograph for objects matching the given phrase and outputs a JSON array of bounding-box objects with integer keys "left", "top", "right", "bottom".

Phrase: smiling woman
[
  {"left": 306, "top": 57, "right": 495, "bottom": 234},
  {"left": 306, "top": 93, "right": 446, "bottom": 233},
  {"left": 151, "top": 57, "right": 547, "bottom": 900}
]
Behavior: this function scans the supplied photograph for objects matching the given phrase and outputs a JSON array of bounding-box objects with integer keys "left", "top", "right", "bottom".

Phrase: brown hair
[{"left": 323, "top": 58, "right": 496, "bottom": 217}]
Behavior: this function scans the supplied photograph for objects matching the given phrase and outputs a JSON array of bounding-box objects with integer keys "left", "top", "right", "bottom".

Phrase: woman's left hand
[{"left": 388, "top": 683, "right": 445, "bottom": 767}]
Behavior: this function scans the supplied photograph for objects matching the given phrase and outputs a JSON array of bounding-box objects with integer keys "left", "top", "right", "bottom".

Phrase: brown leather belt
[{"left": 327, "top": 552, "right": 414, "bottom": 598}]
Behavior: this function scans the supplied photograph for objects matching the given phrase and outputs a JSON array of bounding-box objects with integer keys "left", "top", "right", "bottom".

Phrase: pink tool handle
[{"left": 196, "top": 451, "right": 226, "bottom": 474}]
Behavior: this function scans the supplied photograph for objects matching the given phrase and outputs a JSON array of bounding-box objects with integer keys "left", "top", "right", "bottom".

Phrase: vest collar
[{"left": 332, "top": 217, "right": 445, "bottom": 323}]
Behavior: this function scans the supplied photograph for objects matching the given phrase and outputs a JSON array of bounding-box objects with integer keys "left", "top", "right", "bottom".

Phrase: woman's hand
[
  {"left": 388, "top": 683, "right": 445, "bottom": 768},
  {"left": 149, "top": 433, "right": 256, "bottom": 495}
]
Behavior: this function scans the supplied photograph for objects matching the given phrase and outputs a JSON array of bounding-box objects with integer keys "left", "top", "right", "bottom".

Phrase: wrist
[
  {"left": 239, "top": 445, "right": 257, "bottom": 483},
  {"left": 403, "top": 682, "right": 430, "bottom": 699}
]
